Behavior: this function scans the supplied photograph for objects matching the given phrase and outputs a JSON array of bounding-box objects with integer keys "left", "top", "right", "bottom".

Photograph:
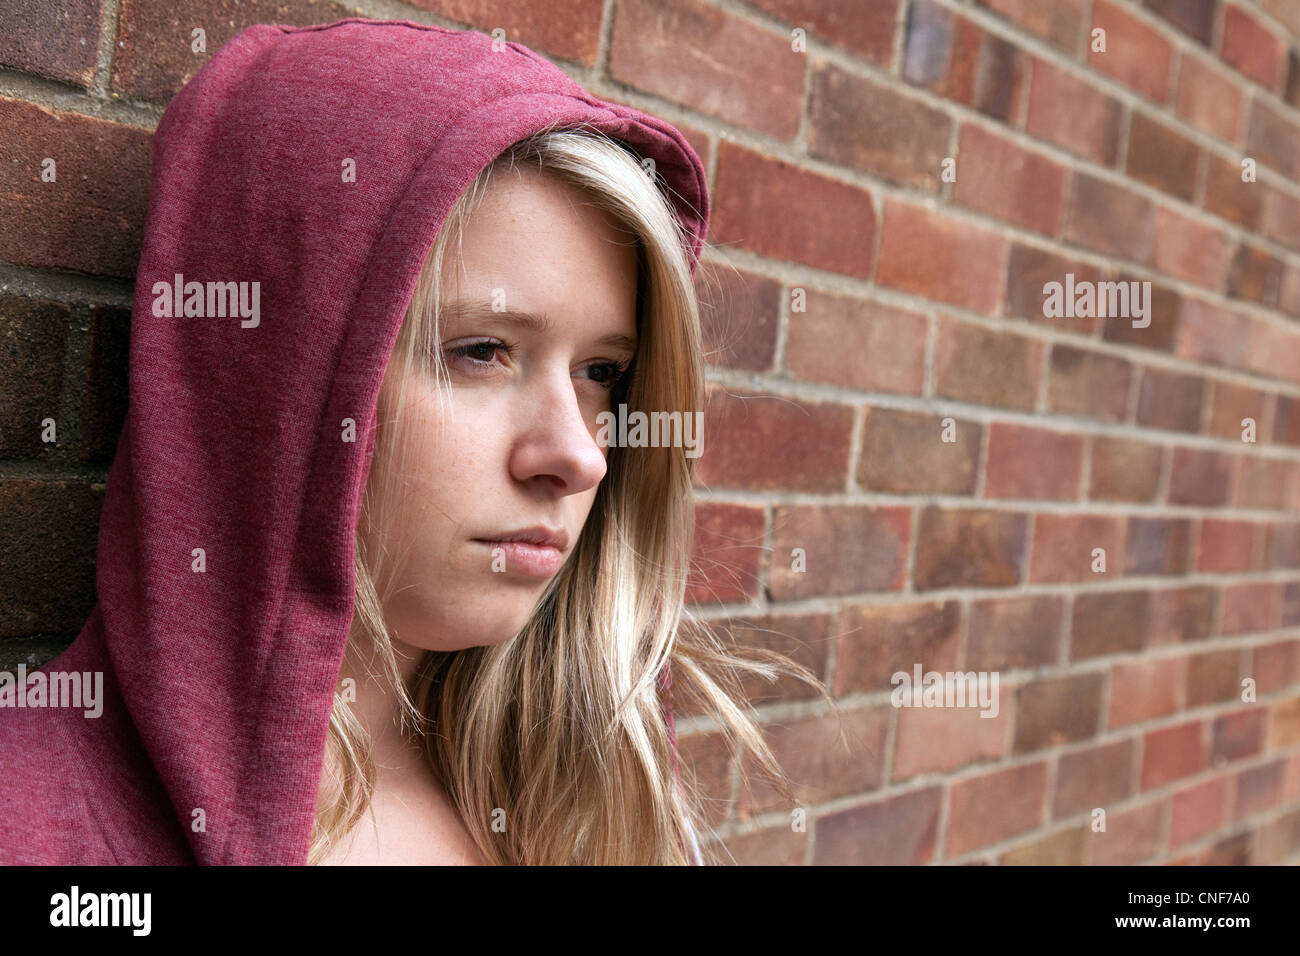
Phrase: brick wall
[{"left": 4, "top": 0, "right": 1300, "bottom": 865}]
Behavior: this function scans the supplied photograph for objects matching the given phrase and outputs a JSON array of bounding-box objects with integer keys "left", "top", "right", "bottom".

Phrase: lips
[
  {"left": 473, "top": 525, "right": 569, "bottom": 551},
  {"left": 472, "top": 526, "right": 569, "bottom": 578}
]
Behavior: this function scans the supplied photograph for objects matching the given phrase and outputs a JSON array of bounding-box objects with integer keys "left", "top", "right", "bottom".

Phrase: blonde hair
[{"left": 309, "top": 122, "right": 830, "bottom": 865}]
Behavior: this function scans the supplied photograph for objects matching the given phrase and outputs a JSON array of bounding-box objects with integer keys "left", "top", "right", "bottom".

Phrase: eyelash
[{"left": 447, "top": 340, "right": 630, "bottom": 390}]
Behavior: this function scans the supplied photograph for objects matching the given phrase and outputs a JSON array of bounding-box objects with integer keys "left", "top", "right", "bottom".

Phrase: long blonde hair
[{"left": 310, "top": 122, "right": 830, "bottom": 865}]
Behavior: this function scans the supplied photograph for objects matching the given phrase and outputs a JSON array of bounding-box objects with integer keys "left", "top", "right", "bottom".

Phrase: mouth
[{"left": 472, "top": 526, "right": 568, "bottom": 578}]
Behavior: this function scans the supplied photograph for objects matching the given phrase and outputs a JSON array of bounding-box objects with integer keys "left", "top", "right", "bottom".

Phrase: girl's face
[{"left": 369, "top": 164, "right": 639, "bottom": 652}]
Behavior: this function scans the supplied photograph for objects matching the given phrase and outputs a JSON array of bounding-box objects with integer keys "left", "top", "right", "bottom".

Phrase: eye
[
  {"left": 583, "top": 360, "right": 631, "bottom": 390},
  {"left": 447, "top": 339, "right": 514, "bottom": 368}
]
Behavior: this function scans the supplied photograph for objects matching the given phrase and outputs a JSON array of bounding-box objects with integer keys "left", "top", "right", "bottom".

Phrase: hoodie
[{"left": 0, "top": 17, "right": 709, "bottom": 865}]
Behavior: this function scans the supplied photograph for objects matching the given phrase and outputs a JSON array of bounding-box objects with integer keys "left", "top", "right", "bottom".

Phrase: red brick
[
  {"left": 1211, "top": 708, "right": 1266, "bottom": 763},
  {"left": 1274, "top": 396, "right": 1300, "bottom": 446},
  {"left": 1125, "top": 516, "right": 1192, "bottom": 575},
  {"left": 696, "top": 387, "right": 855, "bottom": 493},
  {"left": 785, "top": 290, "right": 925, "bottom": 394},
  {"left": 833, "top": 600, "right": 961, "bottom": 697},
  {"left": 914, "top": 506, "right": 1029, "bottom": 590},
  {"left": 1169, "top": 776, "right": 1231, "bottom": 845},
  {"left": 1228, "top": 244, "right": 1285, "bottom": 309},
  {"left": 1247, "top": 100, "right": 1300, "bottom": 180},
  {"left": 976, "top": 0, "right": 1084, "bottom": 51},
  {"left": 1186, "top": 648, "right": 1243, "bottom": 707},
  {"left": 1243, "top": 315, "right": 1300, "bottom": 383},
  {"left": 1089, "top": 437, "right": 1162, "bottom": 503},
  {"left": 1047, "top": 346, "right": 1132, "bottom": 422},
  {"left": 1004, "top": 244, "right": 1104, "bottom": 333},
  {"left": 1028, "top": 513, "right": 1125, "bottom": 583},
  {"left": 1201, "top": 152, "right": 1264, "bottom": 229},
  {"left": 0, "top": 98, "right": 151, "bottom": 279},
  {"left": 1100, "top": 275, "right": 1180, "bottom": 353},
  {"left": 1260, "top": 186, "right": 1300, "bottom": 254},
  {"left": 1207, "top": 380, "right": 1272, "bottom": 442},
  {"left": 0, "top": 0, "right": 102, "bottom": 86},
  {"left": 78, "top": 304, "right": 131, "bottom": 464},
  {"left": 934, "top": 318, "right": 1042, "bottom": 411},
  {"left": 610, "top": 0, "right": 802, "bottom": 138},
  {"left": 1108, "top": 657, "right": 1185, "bottom": 728},
  {"left": 745, "top": 0, "right": 899, "bottom": 65},
  {"left": 967, "top": 595, "right": 1063, "bottom": 671},
  {"left": 736, "top": 706, "right": 890, "bottom": 814},
  {"left": 1175, "top": 53, "right": 1245, "bottom": 144},
  {"left": 1136, "top": 367, "right": 1206, "bottom": 433},
  {"left": 813, "top": 786, "right": 942, "bottom": 865},
  {"left": 711, "top": 142, "right": 875, "bottom": 278},
  {"left": 1088, "top": 800, "right": 1164, "bottom": 864},
  {"left": 1064, "top": 173, "right": 1156, "bottom": 262},
  {"left": 1149, "top": 586, "right": 1216, "bottom": 645},
  {"left": 1253, "top": 806, "right": 1300, "bottom": 863},
  {"left": 893, "top": 682, "right": 1012, "bottom": 779},
  {"left": 1266, "top": 520, "right": 1300, "bottom": 568},
  {"left": 1220, "top": 5, "right": 1287, "bottom": 92},
  {"left": 1071, "top": 590, "right": 1150, "bottom": 659},
  {"left": 769, "top": 505, "right": 911, "bottom": 599},
  {"left": 1152, "top": 205, "right": 1228, "bottom": 289},
  {"left": 903, "top": 1, "right": 1028, "bottom": 123},
  {"left": 0, "top": 296, "right": 70, "bottom": 460},
  {"left": 1126, "top": 112, "right": 1201, "bottom": 202},
  {"left": 1168, "top": 447, "right": 1234, "bottom": 507},
  {"left": 113, "top": 0, "right": 343, "bottom": 102},
  {"left": 685, "top": 502, "right": 766, "bottom": 605},
  {"left": 857, "top": 408, "right": 982, "bottom": 495},
  {"left": 984, "top": 423, "right": 1084, "bottom": 500},
  {"left": 811, "top": 62, "right": 950, "bottom": 191},
  {"left": 1146, "top": 0, "right": 1215, "bottom": 45},
  {"left": 715, "top": 826, "right": 805, "bottom": 865},
  {"left": 955, "top": 124, "right": 1066, "bottom": 235},
  {"left": 946, "top": 761, "right": 1048, "bottom": 856},
  {"left": 0, "top": 480, "right": 102, "bottom": 637},
  {"left": 1234, "top": 759, "right": 1287, "bottom": 819},
  {"left": 875, "top": 200, "right": 1009, "bottom": 313},
  {"left": 690, "top": 614, "right": 830, "bottom": 708},
  {"left": 1174, "top": 298, "right": 1250, "bottom": 371},
  {"left": 1197, "top": 519, "right": 1256, "bottom": 574},
  {"left": 1221, "top": 582, "right": 1279, "bottom": 636},
  {"left": 1025, "top": 59, "right": 1123, "bottom": 164},
  {"left": 1089, "top": 0, "right": 1174, "bottom": 102},
  {"left": 1140, "top": 720, "right": 1206, "bottom": 790},
  {"left": 694, "top": 268, "right": 779, "bottom": 363},
  {"left": 1053, "top": 739, "right": 1134, "bottom": 818},
  {"left": 1282, "top": 266, "right": 1300, "bottom": 318},
  {"left": 696, "top": 264, "right": 780, "bottom": 372},
  {"left": 998, "top": 825, "right": 1087, "bottom": 864},
  {"left": 676, "top": 731, "right": 736, "bottom": 827},
  {"left": 1269, "top": 696, "right": 1300, "bottom": 749}
]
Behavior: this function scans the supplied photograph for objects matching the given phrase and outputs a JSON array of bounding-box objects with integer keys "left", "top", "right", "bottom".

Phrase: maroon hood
[{"left": 0, "top": 17, "right": 708, "bottom": 864}]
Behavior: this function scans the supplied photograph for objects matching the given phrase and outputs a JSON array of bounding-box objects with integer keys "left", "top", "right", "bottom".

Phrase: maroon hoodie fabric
[{"left": 0, "top": 17, "right": 709, "bottom": 865}]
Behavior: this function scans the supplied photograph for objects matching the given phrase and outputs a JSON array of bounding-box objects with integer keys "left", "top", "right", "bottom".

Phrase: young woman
[{"left": 0, "top": 17, "right": 824, "bottom": 866}]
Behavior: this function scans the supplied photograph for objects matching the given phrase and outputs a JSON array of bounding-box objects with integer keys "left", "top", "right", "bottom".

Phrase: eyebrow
[{"left": 441, "top": 300, "right": 638, "bottom": 355}]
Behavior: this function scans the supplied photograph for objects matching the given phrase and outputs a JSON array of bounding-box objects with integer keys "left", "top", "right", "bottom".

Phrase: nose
[{"left": 508, "top": 368, "right": 608, "bottom": 495}]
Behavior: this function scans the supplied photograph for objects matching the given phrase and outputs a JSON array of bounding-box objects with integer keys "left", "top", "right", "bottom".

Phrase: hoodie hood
[{"left": 0, "top": 17, "right": 708, "bottom": 865}]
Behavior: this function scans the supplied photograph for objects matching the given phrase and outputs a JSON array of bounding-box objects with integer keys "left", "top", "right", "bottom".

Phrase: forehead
[{"left": 440, "top": 166, "right": 639, "bottom": 333}]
